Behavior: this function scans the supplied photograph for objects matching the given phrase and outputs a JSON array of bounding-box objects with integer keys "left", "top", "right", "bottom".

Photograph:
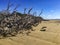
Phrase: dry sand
[{"left": 0, "top": 20, "right": 60, "bottom": 45}]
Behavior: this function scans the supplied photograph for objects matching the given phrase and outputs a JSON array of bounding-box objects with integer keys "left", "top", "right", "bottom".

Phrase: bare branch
[
  {"left": 24, "top": 8, "right": 27, "bottom": 14},
  {"left": 6, "top": 0, "right": 13, "bottom": 11},
  {"left": 28, "top": 8, "right": 33, "bottom": 14},
  {"left": 39, "top": 9, "right": 43, "bottom": 16},
  {"left": 13, "top": 4, "right": 20, "bottom": 11}
]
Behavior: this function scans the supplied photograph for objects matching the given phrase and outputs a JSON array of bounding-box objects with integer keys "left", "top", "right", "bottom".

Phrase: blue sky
[{"left": 0, "top": 0, "right": 60, "bottom": 19}]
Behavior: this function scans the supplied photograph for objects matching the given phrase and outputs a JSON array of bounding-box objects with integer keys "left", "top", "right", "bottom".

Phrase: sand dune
[{"left": 0, "top": 20, "right": 60, "bottom": 45}]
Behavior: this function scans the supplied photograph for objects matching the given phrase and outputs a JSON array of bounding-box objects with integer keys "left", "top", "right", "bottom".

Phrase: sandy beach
[{"left": 0, "top": 20, "right": 60, "bottom": 45}]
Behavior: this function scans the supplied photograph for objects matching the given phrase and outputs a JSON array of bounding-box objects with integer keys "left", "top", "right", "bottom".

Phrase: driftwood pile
[
  {"left": 0, "top": 1, "right": 45, "bottom": 38},
  {"left": 0, "top": 11, "right": 44, "bottom": 37}
]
